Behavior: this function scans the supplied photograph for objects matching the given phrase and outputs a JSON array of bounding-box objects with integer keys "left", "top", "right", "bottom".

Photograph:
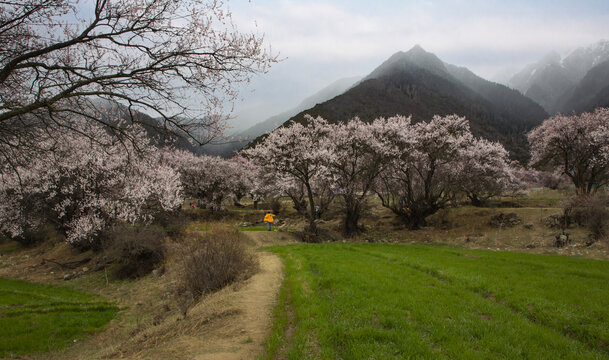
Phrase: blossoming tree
[
  {"left": 374, "top": 114, "right": 510, "bottom": 229},
  {"left": 0, "top": 122, "right": 183, "bottom": 248},
  {"left": 325, "top": 117, "right": 397, "bottom": 236},
  {"left": 454, "top": 138, "right": 519, "bottom": 206},
  {"left": 162, "top": 148, "right": 254, "bottom": 211},
  {"left": 528, "top": 108, "right": 609, "bottom": 194},
  {"left": 243, "top": 116, "right": 334, "bottom": 236}
]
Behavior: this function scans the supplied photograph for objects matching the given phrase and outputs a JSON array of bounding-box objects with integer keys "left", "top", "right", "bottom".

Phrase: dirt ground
[{"left": 0, "top": 230, "right": 294, "bottom": 360}]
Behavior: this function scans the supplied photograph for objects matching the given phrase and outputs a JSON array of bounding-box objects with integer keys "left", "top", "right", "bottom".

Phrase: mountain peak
[
  {"left": 367, "top": 45, "right": 447, "bottom": 80},
  {"left": 407, "top": 44, "right": 426, "bottom": 54}
]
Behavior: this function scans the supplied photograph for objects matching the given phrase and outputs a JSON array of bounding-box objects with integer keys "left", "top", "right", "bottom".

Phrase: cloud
[
  {"left": 227, "top": 0, "right": 609, "bottom": 124},
  {"left": 232, "top": 0, "right": 609, "bottom": 66}
]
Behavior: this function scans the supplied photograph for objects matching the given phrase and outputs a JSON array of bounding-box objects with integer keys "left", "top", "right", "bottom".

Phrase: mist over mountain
[
  {"left": 508, "top": 40, "right": 609, "bottom": 114},
  {"left": 555, "top": 59, "right": 609, "bottom": 114},
  {"left": 201, "top": 76, "right": 361, "bottom": 157},
  {"left": 272, "top": 45, "right": 547, "bottom": 162}
]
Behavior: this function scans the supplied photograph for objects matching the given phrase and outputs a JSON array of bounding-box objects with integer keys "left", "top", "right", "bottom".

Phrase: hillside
[
  {"left": 280, "top": 45, "right": 547, "bottom": 162},
  {"left": 556, "top": 59, "right": 609, "bottom": 114},
  {"left": 508, "top": 40, "right": 609, "bottom": 114}
]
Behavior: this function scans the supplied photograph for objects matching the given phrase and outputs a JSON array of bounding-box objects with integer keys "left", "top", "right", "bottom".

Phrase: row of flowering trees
[
  {"left": 0, "top": 122, "right": 183, "bottom": 248},
  {"left": 0, "top": 119, "right": 264, "bottom": 248},
  {"left": 244, "top": 114, "right": 520, "bottom": 235},
  {"left": 2, "top": 108, "right": 607, "bottom": 246},
  {"left": 244, "top": 107, "right": 609, "bottom": 236}
]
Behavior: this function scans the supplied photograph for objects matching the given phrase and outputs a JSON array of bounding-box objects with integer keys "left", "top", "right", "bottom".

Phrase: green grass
[
  {"left": 239, "top": 226, "right": 276, "bottom": 231},
  {"left": 265, "top": 243, "right": 609, "bottom": 359},
  {"left": 0, "top": 277, "right": 118, "bottom": 358},
  {"left": 239, "top": 226, "right": 297, "bottom": 232},
  {"left": 185, "top": 224, "right": 210, "bottom": 231}
]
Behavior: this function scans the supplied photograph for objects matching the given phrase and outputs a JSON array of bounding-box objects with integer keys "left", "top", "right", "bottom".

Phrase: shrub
[
  {"left": 12, "top": 227, "right": 50, "bottom": 247},
  {"left": 179, "top": 227, "right": 258, "bottom": 300},
  {"left": 151, "top": 211, "right": 187, "bottom": 239},
  {"left": 562, "top": 195, "right": 609, "bottom": 241},
  {"left": 101, "top": 225, "right": 166, "bottom": 279},
  {"left": 539, "top": 171, "right": 570, "bottom": 190}
]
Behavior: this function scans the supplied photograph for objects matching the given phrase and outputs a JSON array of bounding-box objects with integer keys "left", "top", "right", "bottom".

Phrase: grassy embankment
[
  {"left": 264, "top": 243, "right": 609, "bottom": 359},
  {"left": 0, "top": 278, "right": 117, "bottom": 358}
]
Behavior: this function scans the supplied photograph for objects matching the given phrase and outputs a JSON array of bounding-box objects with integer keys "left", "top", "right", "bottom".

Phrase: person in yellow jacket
[{"left": 264, "top": 212, "right": 276, "bottom": 231}]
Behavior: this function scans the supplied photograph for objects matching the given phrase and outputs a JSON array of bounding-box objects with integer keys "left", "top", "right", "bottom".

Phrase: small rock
[
  {"left": 554, "top": 233, "right": 570, "bottom": 248},
  {"left": 82, "top": 267, "right": 89, "bottom": 272},
  {"left": 523, "top": 223, "right": 534, "bottom": 230},
  {"left": 63, "top": 273, "right": 72, "bottom": 281},
  {"left": 585, "top": 234, "right": 597, "bottom": 247},
  {"left": 489, "top": 212, "right": 521, "bottom": 228},
  {"left": 152, "top": 269, "right": 159, "bottom": 277},
  {"left": 542, "top": 214, "right": 564, "bottom": 229}
]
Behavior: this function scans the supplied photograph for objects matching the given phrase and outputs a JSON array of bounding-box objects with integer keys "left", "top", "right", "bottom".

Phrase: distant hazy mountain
[
  {"left": 508, "top": 40, "right": 609, "bottom": 114},
  {"left": 202, "top": 76, "right": 361, "bottom": 157},
  {"left": 269, "top": 45, "right": 547, "bottom": 162},
  {"left": 556, "top": 59, "right": 609, "bottom": 114}
]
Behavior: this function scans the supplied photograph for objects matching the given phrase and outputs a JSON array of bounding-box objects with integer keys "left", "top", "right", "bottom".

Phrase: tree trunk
[
  {"left": 343, "top": 199, "right": 362, "bottom": 237},
  {"left": 469, "top": 194, "right": 483, "bottom": 207},
  {"left": 305, "top": 182, "right": 318, "bottom": 236},
  {"left": 404, "top": 214, "right": 427, "bottom": 230}
]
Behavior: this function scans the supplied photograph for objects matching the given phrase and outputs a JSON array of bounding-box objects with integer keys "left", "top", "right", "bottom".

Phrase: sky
[{"left": 224, "top": 0, "right": 609, "bottom": 131}]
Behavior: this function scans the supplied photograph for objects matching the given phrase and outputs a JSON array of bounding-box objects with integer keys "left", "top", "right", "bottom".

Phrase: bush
[
  {"left": 179, "top": 227, "right": 258, "bottom": 300},
  {"left": 12, "top": 227, "right": 50, "bottom": 247},
  {"left": 151, "top": 211, "right": 187, "bottom": 239},
  {"left": 562, "top": 195, "right": 609, "bottom": 240},
  {"left": 101, "top": 225, "right": 166, "bottom": 279},
  {"left": 539, "top": 171, "right": 570, "bottom": 190}
]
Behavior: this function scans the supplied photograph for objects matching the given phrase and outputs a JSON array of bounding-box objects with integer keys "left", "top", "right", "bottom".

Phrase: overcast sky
[{"left": 226, "top": 0, "right": 609, "bottom": 130}]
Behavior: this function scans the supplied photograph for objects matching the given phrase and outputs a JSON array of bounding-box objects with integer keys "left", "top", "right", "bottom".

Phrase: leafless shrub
[
  {"left": 178, "top": 227, "right": 258, "bottom": 301},
  {"left": 562, "top": 195, "right": 609, "bottom": 241},
  {"left": 152, "top": 211, "right": 187, "bottom": 239},
  {"left": 101, "top": 225, "right": 166, "bottom": 279}
]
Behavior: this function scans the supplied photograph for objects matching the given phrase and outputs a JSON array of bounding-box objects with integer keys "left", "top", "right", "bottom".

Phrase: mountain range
[
  {"left": 219, "top": 41, "right": 609, "bottom": 163},
  {"left": 264, "top": 45, "right": 548, "bottom": 162},
  {"left": 507, "top": 40, "right": 609, "bottom": 114}
]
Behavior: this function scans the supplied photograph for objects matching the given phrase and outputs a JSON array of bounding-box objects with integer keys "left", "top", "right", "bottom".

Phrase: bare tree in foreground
[{"left": 0, "top": 0, "right": 275, "bottom": 166}]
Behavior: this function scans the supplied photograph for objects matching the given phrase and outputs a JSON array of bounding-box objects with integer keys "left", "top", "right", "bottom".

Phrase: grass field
[
  {"left": 265, "top": 243, "right": 609, "bottom": 359},
  {"left": 0, "top": 278, "right": 118, "bottom": 358}
]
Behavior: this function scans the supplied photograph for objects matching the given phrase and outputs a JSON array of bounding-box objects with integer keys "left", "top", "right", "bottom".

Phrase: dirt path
[
  {"left": 193, "top": 251, "right": 282, "bottom": 360},
  {"left": 129, "top": 231, "right": 290, "bottom": 360},
  {"left": 0, "top": 231, "right": 292, "bottom": 360}
]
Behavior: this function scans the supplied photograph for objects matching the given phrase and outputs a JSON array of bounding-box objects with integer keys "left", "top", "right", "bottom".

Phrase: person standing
[{"left": 264, "top": 212, "right": 276, "bottom": 231}]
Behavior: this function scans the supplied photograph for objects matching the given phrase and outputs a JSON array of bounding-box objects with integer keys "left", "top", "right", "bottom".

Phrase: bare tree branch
[{"left": 0, "top": 0, "right": 276, "bottom": 167}]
